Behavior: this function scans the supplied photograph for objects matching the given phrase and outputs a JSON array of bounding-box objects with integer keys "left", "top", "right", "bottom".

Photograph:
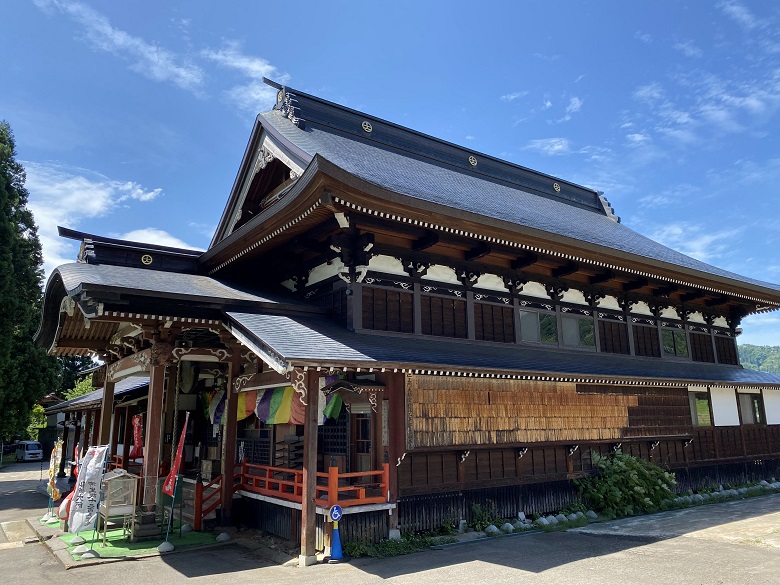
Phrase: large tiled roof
[
  {"left": 45, "top": 375, "right": 149, "bottom": 415},
  {"left": 54, "top": 262, "right": 295, "bottom": 305},
  {"left": 257, "top": 87, "right": 780, "bottom": 295},
  {"left": 227, "top": 311, "right": 780, "bottom": 387}
]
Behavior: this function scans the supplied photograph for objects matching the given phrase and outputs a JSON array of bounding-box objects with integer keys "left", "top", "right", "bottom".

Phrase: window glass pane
[
  {"left": 696, "top": 394, "right": 711, "bottom": 426},
  {"left": 752, "top": 396, "right": 763, "bottom": 424},
  {"left": 562, "top": 315, "right": 580, "bottom": 346},
  {"left": 739, "top": 394, "right": 755, "bottom": 424},
  {"left": 519, "top": 311, "right": 540, "bottom": 343},
  {"left": 539, "top": 313, "right": 558, "bottom": 344},
  {"left": 578, "top": 318, "right": 596, "bottom": 347},
  {"left": 562, "top": 315, "right": 595, "bottom": 348},
  {"left": 674, "top": 331, "right": 688, "bottom": 357},
  {"left": 662, "top": 330, "right": 676, "bottom": 356}
]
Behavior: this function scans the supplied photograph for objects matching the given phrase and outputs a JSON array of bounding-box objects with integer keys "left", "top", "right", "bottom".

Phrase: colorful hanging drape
[{"left": 254, "top": 387, "right": 295, "bottom": 424}]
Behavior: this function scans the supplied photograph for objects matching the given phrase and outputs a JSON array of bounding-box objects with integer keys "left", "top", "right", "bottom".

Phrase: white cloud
[
  {"left": 718, "top": 0, "right": 762, "bottom": 31},
  {"left": 648, "top": 221, "right": 742, "bottom": 263},
  {"left": 543, "top": 99, "right": 552, "bottom": 109},
  {"left": 500, "top": 91, "right": 528, "bottom": 102},
  {"left": 119, "top": 228, "right": 202, "bottom": 250},
  {"left": 633, "top": 82, "right": 665, "bottom": 102},
  {"left": 202, "top": 41, "right": 288, "bottom": 113},
  {"left": 673, "top": 40, "right": 703, "bottom": 58},
  {"left": 464, "top": 135, "right": 475, "bottom": 141},
  {"left": 634, "top": 31, "right": 652, "bottom": 44},
  {"left": 626, "top": 132, "right": 651, "bottom": 146},
  {"left": 555, "top": 97, "right": 584, "bottom": 123},
  {"left": 24, "top": 161, "right": 163, "bottom": 279},
  {"left": 524, "top": 138, "right": 570, "bottom": 155},
  {"left": 188, "top": 221, "right": 216, "bottom": 240},
  {"left": 34, "top": 1, "right": 204, "bottom": 92},
  {"left": 739, "top": 312, "right": 780, "bottom": 346}
]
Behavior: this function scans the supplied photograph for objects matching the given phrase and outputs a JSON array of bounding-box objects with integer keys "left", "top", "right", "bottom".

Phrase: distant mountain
[{"left": 739, "top": 344, "right": 780, "bottom": 374}]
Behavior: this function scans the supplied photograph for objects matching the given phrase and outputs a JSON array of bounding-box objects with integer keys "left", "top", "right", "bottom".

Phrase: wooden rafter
[
  {"left": 622, "top": 278, "right": 649, "bottom": 292},
  {"left": 412, "top": 231, "right": 439, "bottom": 251},
  {"left": 464, "top": 242, "right": 492, "bottom": 262},
  {"left": 552, "top": 261, "right": 579, "bottom": 278}
]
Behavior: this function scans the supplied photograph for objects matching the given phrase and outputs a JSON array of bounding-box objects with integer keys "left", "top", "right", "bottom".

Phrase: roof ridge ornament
[
  {"left": 598, "top": 192, "right": 620, "bottom": 223},
  {"left": 276, "top": 88, "right": 305, "bottom": 129}
]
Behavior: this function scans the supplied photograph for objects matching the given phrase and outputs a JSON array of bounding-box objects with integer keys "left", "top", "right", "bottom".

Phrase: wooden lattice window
[
  {"left": 474, "top": 303, "right": 514, "bottom": 343},
  {"left": 420, "top": 295, "right": 467, "bottom": 338},
  {"left": 362, "top": 287, "right": 414, "bottom": 333},
  {"left": 689, "top": 332, "right": 715, "bottom": 363},
  {"left": 715, "top": 335, "right": 739, "bottom": 365},
  {"left": 633, "top": 324, "right": 661, "bottom": 358},
  {"left": 598, "top": 320, "right": 630, "bottom": 355}
]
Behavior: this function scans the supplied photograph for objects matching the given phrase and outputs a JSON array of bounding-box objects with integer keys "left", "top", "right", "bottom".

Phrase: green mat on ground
[{"left": 59, "top": 524, "right": 217, "bottom": 560}]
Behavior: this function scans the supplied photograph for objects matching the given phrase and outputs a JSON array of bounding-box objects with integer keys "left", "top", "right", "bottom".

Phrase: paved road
[{"left": 2, "top": 462, "right": 780, "bottom": 584}]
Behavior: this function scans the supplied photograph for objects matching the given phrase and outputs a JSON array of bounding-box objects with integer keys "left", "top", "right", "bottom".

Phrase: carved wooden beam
[
  {"left": 622, "top": 278, "right": 649, "bottom": 292},
  {"left": 552, "top": 261, "right": 579, "bottom": 278},
  {"left": 589, "top": 270, "right": 614, "bottom": 285},
  {"left": 546, "top": 284, "right": 568, "bottom": 301},
  {"left": 412, "top": 231, "right": 439, "bottom": 251},
  {"left": 511, "top": 252, "right": 538, "bottom": 270},
  {"left": 680, "top": 290, "right": 706, "bottom": 303},
  {"left": 704, "top": 296, "right": 730, "bottom": 307},
  {"left": 654, "top": 283, "right": 678, "bottom": 297},
  {"left": 464, "top": 242, "right": 492, "bottom": 262}
]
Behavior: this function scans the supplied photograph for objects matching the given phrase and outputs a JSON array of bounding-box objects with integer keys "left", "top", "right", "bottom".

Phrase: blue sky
[{"left": 3, "top": 1, "right": 780, "bottom": 345}]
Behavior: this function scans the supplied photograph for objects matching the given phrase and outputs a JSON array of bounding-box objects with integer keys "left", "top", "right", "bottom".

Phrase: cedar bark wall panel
[{"left": 405, "top": 376, "right": 636, "bottom": 449}]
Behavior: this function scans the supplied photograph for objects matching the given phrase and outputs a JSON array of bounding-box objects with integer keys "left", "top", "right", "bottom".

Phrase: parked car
[{"left": 15, "top": 441, "right": 43, "bottom": 462}]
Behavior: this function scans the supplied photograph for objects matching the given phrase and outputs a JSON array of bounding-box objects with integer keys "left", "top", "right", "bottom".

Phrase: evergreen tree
[
  {"left": 56, "top": 356, "right": 96, "bottom": 397},
  {"left": 0, "top": 121, "right": 58, "bottom": 441}
]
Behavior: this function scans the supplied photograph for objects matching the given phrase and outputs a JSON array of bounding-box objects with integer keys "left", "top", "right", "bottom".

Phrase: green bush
[
  {"left": 470, "top": 501, "right": 502, "bottom": 531},
  {"left": 343, "top": 532, "right": 442, "bottom": 558},
  {"left": 574, "top": 451, "right": 676, "bottom": 517}
]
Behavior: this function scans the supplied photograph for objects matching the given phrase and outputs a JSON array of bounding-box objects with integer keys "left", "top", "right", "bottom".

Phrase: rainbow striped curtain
[{"left": 254, "top": 387, "right": 295, "bottom": 424}]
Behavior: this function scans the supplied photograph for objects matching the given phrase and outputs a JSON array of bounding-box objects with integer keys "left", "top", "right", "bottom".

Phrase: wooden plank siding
[
  {"left": 690, "top": 331, "right": 715, "bottom": 363},
  {"left": 362, "top": 287, "right": 414, "bottom": 333},
  {"left": 420, "top": 295, "right": 467, "bottom": 338},
  {"left": 473, "top": 303, "right": 514, "bottom": 343},
  {"left": 598, "top": 320, "right": 631, "bottom": 355},
  {"left": 633, "top": 324, "right": 661, "bottom": 358},
  {"left": 715, "top": 335, "right": 739, "bottom": 365}
]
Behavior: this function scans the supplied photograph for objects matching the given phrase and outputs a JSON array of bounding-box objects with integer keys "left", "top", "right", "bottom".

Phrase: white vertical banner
[{"left": 68, "top": 445, "right": 108, "bottom": 534}]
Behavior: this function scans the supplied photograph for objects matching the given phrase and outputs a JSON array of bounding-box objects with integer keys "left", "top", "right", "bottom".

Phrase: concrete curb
[{"left": 26, "top": 515, "right": 234, "bottom": 570}]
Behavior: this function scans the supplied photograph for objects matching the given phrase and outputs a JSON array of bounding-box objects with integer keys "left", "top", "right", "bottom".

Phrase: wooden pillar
[
  {"left": 110, "top": 405, "right": 121, "bottom": 459},
  {"left": 299, "top": 369, "right": 319, "bottom": 567},
  {"left": 385, "top": 372, "right": 405, "bottom": 534},
  {"left": 57, "top": 413, "right": 70, "bottom": 478},
  {"left": 220, "top": 349, "right": 240, "bottom": 523},
  {"left": 83, "top": 410, "right": 93, "bottom": 448},
  {"left": 92, "top": 408, "right": 101, "bottom": 446},
  {"left": 122, "top": 406, "right": 132, "bottom": 470},
  {"left": 98, "top": 380, "right": 115, "bottom": 445},
  {"left": 142, "top": 360, "right": 167, "bottom": 509}
]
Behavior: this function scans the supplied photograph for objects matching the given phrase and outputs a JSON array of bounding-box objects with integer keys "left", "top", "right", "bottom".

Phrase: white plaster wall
[
  {"left": 661, "top": 306, "right": 680, "bottom": 320},
  {"left": 763, "top": 390, "right": 780, "bottom": 424},
  {"left": 713, "top": 316, "right": 728, "bottom": 328},
  {"left": 688, "top": 311, "right": 706, "bottom": 324},
  {"left": 710, "top": 387, "right": 740, "bottom": 426},
  {"left": 308, "top": 259, "right": 345, "bottom": 285},
  {"left": 631, "top": 301, "right": 653, "bottom": 316},
  {"left": 422, "top": 264, "right": 460, "bottom": 285},
  {"left": 520, "top": 281, "right": 549, "bottom": 299},
  {"left": 368, "top": 254, "right": 407, "bottom": 276},
  {"left": 597, "top": 296, "right": 622, "bottom": 311},
  {"left": 561, "top": 289, "right": 588, "bottom": 305},
  {"left": 475, "top": 273, "right": 508, "bottom": 293}
]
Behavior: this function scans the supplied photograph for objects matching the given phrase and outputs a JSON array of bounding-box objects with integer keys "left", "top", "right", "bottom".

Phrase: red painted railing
[
  {"left": 193, "top": 474, "right": 223, "bottom": 532},
  {"left": 192, "top": 460, "right": 390, "bottom": 530}
]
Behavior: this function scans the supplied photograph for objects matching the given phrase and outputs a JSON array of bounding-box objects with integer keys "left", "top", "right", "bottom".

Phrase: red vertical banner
[
  {"left": 163, "top": 412, "right": 189, "bottom": 497},
  {"left": 129, "top": 414, "right": 143, "bottom": 459}
]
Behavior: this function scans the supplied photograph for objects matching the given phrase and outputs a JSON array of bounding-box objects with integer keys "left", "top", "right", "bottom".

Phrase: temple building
[{"left": 36, "top": 80, "right": 780, "bottom": 565}]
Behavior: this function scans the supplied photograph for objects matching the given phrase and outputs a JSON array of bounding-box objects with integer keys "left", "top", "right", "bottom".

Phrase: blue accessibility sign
[{"left": 329, "top": 505, "right": 343, "bottom": 522}]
